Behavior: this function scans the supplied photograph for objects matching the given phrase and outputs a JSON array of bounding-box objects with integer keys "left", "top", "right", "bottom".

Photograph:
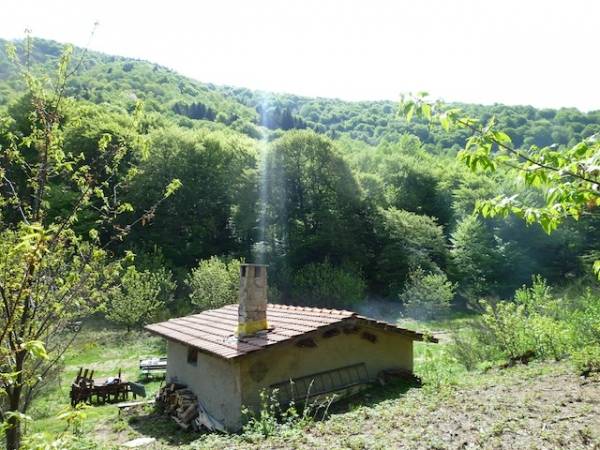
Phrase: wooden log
[
  {"left": 172, "top": 417, "right": 190, "bottom": 431},
  {"left": 180, "top": 403, "right": 198, "bottom": 423}
]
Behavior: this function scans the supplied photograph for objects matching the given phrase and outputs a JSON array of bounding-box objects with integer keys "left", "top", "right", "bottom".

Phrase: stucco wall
[
  {"left": 166, "top": 341, "right": 243, "bottom": 430},
  {"left": 238, "top": 325, "right": 413, "bottom": 410}
]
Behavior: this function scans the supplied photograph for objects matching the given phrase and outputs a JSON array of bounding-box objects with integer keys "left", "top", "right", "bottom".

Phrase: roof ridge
[{"left": 269, "top": 303, "right": 355, "bottom": 315}]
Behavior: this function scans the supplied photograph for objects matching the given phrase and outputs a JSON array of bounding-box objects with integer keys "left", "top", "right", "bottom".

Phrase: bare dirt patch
[{"left": 401, "top": 370, "right": 600, "bottom": 449}]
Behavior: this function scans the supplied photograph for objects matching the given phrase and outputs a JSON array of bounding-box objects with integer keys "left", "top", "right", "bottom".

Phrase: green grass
[
  {"left": 27, "top": 319, "right": 166, "bottom": 436},
  {"left": 397, "top": 309, "right": 477, "bottom": 333}
]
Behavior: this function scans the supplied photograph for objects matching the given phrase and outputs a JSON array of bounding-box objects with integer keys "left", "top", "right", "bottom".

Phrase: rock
[{"left": 122, "top": 437, "right": 156, "bottom": 448}]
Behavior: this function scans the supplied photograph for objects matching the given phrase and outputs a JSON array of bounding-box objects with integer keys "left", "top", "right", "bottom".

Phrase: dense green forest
[
  {"left": 1, "top": 37, "right": 599, "bottom": 307},
  {"left": 0, "top": 37, "right": 599, "bottom": 448}
]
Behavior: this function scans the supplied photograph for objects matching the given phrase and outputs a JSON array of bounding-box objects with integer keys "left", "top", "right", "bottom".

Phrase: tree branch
[{"left": 456, "top": 118, "right": 600, "bottom": 187}]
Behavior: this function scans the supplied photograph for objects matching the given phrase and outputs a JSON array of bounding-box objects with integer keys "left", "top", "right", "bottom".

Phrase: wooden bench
[{"left": 117, "top": 399, "right": 155, "bottom": 416}]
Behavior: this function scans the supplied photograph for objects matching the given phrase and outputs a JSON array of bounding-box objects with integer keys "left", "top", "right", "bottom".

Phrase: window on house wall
[{"left": 187, "top": 346, "right": 198, "bottom": 365}]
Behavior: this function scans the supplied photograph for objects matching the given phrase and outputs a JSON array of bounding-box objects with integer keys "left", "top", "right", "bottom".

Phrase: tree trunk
[
  {"left": 5, "top": 418, "right": 21, "bottom": 450},
  {"left": 5, "top": 389, "right": 22, "bottom": 450},
  {"left": 6, "top": 351, "right": 25, "bottom": 449}
]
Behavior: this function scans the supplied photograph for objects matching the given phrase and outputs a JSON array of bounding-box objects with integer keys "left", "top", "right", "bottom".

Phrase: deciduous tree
[{"left": 0, "top": 36, "right": 180, "bottom": 448}]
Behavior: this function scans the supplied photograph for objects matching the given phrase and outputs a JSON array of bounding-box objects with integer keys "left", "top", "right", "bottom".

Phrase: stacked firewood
[
  {"left": 156, "top": 383, "right": 226, "bottom": 432},
  {"left": 156, "top": 383, "right": 199, "bottom": 430}
]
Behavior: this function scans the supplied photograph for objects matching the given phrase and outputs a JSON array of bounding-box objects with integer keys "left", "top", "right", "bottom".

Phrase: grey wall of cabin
[{"left": 165, "top": 340, "right": 243, "bottom": 431}]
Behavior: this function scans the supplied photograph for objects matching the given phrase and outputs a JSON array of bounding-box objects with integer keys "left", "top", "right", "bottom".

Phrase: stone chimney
[{"left": 237, "top": 263, "right": 268, "bottom": 337}]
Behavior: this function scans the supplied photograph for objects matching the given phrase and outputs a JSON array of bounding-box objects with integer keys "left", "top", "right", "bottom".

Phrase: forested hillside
[
  {"left": 217, "top": 85, "right": 600, "bottom": 150},
  {"left": 3, "top": 38, "right": 600, "bottom": 149},
  {"left": 1, "top": 37, "right": 599, "bottom": 306}
]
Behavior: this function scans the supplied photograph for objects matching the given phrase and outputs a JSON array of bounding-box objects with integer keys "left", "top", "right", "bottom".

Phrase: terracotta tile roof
[{"left": 145, "top": 303, "right": 435, "bottom": 359}]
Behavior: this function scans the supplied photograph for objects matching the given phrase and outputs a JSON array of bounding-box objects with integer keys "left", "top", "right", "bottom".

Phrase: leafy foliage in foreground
[
  {"left": 0, "top": 36, "right": 180, "bottom": 448},
  {"left": 400, "top": 93, "right": 600, "bottom": 277},
  {"left": 240, "top": 389, "right": 316, "bottom": 440}
]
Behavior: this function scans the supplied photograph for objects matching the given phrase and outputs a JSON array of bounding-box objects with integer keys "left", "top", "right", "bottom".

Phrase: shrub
[
  {"left": 106, "top": 267, "right": 175, "bottom": 331},
  {"left": 374, "top": 208, "right": 447, "bottom": 297},
  {"left": 399, "top": 268, "right": 455, "bottom": 320},
  {"left": 186, "top": 257, "right": 242, "bottom": 311},
  {"left": 479, "top": 300, "right": 537, "bottom": 361},
  {"left": 290, "top": 261, "right": 366, "bottom": 308},
  {"left": 451, "top": 326, "right": 502, "bottom": 371},
  {"left": 568, "top": 288, "right": 600, "bottom": 376},
  {"left": 569, "top": 288, "right": 600, "bottom": 346},
  {"left": 22, "top": 405, "right": 96, "bottom": 449},
  {"left": 453, "top": 276, "right": 571, "bottom": 369},
  {"left": 416, "top": 344, "right": 465, "bottom": 392},
  {"left": 572, "top": 345, "right": 600, "bottom": 376},
  {"left": 241, "top": 388, "right": 334, "bottom": 441}
]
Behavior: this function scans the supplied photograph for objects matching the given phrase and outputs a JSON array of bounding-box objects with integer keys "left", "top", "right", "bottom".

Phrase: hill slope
[{"left": 1, "top": 37, "right": 600, "bottom": 150}]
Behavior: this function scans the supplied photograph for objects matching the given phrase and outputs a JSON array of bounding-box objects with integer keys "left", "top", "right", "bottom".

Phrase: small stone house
[{"left": 146, "top": 263, "right": 435, "bottom": 431}]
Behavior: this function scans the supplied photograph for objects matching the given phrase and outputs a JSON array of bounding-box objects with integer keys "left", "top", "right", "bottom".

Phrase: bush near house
[
  {"left": 452, "top": 277, "right": 600, "bottom": 374},
  {"left": 186, "top": 257, "right": 242, "bottom": 311},
  {"left": 400, "top": 268, "right": 455, "bottom": 320},
  {"left": 106, "top": 266, "right": 176, "bottom": 331}
]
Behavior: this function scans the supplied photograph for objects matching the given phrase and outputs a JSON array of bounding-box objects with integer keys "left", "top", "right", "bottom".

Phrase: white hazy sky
[{"left": 2, "top": 0, "right": 599, "bottom": 111}]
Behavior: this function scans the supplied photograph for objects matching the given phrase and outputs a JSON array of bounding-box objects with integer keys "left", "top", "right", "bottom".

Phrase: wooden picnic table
[
  {"left": 139, "top": 357, "right": 167, "bottom": 380},
  {"left": 70, "top": 368, "right": 145, "bottom": 406}
]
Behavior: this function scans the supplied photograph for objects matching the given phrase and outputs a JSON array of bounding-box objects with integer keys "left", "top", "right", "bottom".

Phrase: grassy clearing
[{"left": 27, "top": 319, "right": 166, "bottom": 436}]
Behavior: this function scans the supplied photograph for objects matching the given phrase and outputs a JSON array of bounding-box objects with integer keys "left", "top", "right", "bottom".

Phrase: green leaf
[
  {"left": 124, "top": 250, "right": 136, "bottom": 262},
  {"left": 89, "top": 229, "right": 99, "bottom": 241},
  {"left": 117, "top": 202, "right": 134, "bottom": 213},
  {"left": 421, "top": 103, "right": 432, "bottom": 121},
  {"left": 98, "top": 133, "right": 112, "bottom": 151},
  {"left": 439, "top": 113, "right": 450, "bottom": 131},
  {"left": 164, "top": 178, "right": 183, "bottom": 198},
  {"left": 492, "top": 131, "right": 512, "bottom": 146},
  {"left": 406, "top": 104, "right": 415, "bottom": 122},
  {"left": 5, "top": 43, "right": 17, "bottom": 62},
  {"left": 593, "top": 260, "right": 600, "bottom": 280},
  {"left": 21, "top": 340, "right": 48, "bottom": 360}
]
